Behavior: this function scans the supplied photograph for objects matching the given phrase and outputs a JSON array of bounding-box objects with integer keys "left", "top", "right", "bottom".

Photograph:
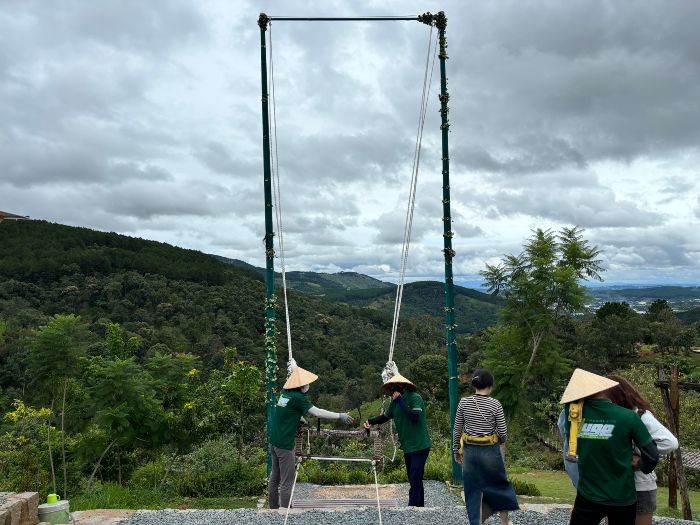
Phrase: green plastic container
[{"left": 37, "top": 500, "right": 71, "bottom": 524}]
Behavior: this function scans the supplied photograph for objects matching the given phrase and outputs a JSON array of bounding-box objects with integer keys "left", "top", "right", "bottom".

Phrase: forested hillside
[
  {"left": 0, "top": 221, "right": 448, "bottom": 411},
  {"left": 0, "top": 220, "right": 458, "bottom": 499},
  {"left": 2, "top": 221, "right": 699, "bottom": 507},
  {"left": 219, "top": 257, "right": 501, "bottom": 334}
]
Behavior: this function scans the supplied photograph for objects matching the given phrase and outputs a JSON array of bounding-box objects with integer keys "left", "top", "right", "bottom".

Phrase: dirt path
[{"left": 71, "top": 509, "right": 135, "bottom": 525}]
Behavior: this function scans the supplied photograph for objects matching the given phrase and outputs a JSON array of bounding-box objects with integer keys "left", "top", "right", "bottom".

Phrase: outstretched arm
[
  {"left": 308, "top": 406, "right": 354, "bottom": 424},
  {"left": 367, "top": 414, "right": 390, "bottom": 425}
]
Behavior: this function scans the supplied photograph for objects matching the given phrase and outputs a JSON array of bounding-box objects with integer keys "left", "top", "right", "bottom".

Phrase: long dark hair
[{"left": 606, "top": 375, "right": 653, "bottom": 416}]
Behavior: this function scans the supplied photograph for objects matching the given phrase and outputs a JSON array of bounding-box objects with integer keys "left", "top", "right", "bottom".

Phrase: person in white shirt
[{"left": 607, "top": 375, "right": 679, "bottom": 525}]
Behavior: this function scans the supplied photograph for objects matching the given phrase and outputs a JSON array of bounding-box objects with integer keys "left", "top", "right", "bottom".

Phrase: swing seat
[
  {"left": 295, "top": 427, "right": 383, "bottom": 461},
  {"left": 292, "top": 498, "right": 401, "bottom": 508}
]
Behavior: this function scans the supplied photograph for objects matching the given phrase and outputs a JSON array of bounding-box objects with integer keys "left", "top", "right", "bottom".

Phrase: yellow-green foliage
[{"left": 0, "top": 400, "right": 54, "bottom": 492}]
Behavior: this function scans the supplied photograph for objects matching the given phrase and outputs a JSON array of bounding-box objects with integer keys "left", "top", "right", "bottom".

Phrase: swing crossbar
[
  {"left": 293, "top": 498, "right": 400, "bottom": 508},
  {"left": 299, "top": 455, "right": 377, "bottom": 463}
]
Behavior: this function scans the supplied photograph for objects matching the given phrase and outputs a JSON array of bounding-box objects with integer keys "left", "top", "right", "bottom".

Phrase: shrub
[
  {"left": 174, "top": 461, "right": 266, "bottom": 497},
  {"left": 0, "top": 401, "right": 54, "bottom": 494},
  {"left": 128, "top": 454, "right": 173, "bottom": 491},
  {"left": 382, "top": 467, "right": 407, "bottom": 483},
  {"left": 173, "top": 439, "right": 266, "bottom": 497},
  {"left": 423, "top": 442, "right": 452, "bottom": 482},
  {"left": 510, "top": 477, "right": 541, "bottom": 496}
]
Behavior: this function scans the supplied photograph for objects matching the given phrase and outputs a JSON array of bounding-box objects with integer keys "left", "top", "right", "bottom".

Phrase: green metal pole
[
  {"left": 436, "top": 11, "right": 461, "bottom": 485},
  {"left": 258, "top": 12, "right": 277, "bottom": 476}
]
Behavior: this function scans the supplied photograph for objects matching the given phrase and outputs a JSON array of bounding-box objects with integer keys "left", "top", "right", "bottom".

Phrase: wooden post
[
  {"left": 668, "top": 365, "right": 678, "bottom": 508},
  {"left": 658, "top": 365, "right": 693, "bottom": 520}
]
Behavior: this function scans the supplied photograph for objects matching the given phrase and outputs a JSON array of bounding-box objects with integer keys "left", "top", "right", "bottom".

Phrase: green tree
[
  {"left": 28, "top": 314, "right": 88, "bottom": 403},
  {"left": 649, "top": 309, "right": 695, "bottom": 355},
  {"left": 596, "top": 301, "right": 634, "bottom": 320},
  {"left": 188, "top": 348, "right": 263, "bottom": 456},
  {"left": 407, "top": 354, "right": 448, "bottom": 408},
  {"left": 83, "top": 357, "right": 166, "bottom": 486},
  {"left": 646, "top": 299, "right": 672, "bottom": 321},
  {"left": 483, "top": 324, "right": 568, "bottom": 418},
  {"left": 481, "top": 227, "right": 603, "bottom": 389},
  {"left": 28, "top": 314, "right": 89, "bottom": 498}
]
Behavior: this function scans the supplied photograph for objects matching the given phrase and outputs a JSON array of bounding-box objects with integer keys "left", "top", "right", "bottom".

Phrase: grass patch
[
  {"left": 509, "top": 469, "right": 700, "bottom": 520},
  {"left": 70, "top": 483, "right": 258, "bottom": 511},
  {"left": 654, "top": 486, "right": 700, "bottom": 521},
  {"left": 508, "top": 469, "right": 576, "bottom": 502},
  {"left": 71, "top": 484, "right": 170, "bottom": 511}
]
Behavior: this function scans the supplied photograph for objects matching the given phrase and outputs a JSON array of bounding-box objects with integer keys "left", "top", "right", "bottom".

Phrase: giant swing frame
[{"left": 258, "top": 11, "right": 462, "bottom": 485}]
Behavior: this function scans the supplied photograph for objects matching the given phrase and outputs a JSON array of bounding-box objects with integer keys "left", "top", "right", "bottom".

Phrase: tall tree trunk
[
  {"left": 47, "top": 423, "right": 57, "bottom": 494},
  {"left": 520, "top": 331, "right": 544, "bottom": 388},
  {"left": 61, "top": 379, "right": 68, "bottom": 499},
  {"left": 238, "top": 388, "right": 244, "bottom": 460},
  {"left": 87, "top": 440, "right": 116, "bottom": 492}
]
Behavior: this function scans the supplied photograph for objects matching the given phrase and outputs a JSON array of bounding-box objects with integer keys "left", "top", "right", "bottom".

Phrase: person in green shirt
[
  {"left": 268, "top": 365, "right": 354, "bottom": 509},
  {"left": 364, "top": 373, "right": 431, "bottom": 507},
  {"left": 561, "top": 369, "right": 660, "bottom": 525}
]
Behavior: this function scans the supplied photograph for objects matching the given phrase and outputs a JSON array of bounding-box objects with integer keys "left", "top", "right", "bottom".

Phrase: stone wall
[{"left": 0, "top": 492, "right": 39, "bottom": 525}]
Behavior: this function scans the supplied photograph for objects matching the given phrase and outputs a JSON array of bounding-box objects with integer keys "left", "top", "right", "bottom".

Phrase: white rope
[
  {"left": 387, "top": 25, "right": 437, "bottom": 365},
  {"left": 283, "top": 459, "right": 302, "bottom": 525},
  {"left": 373, "top": 461, "right": 383, "bottom": 525},
  {"left": 268, "top": 24, "right": 295, "bottom": 376},
  {"left": 381, "top": 29, "right": 437, "bottom": 465},
  {"left": 378, "top": 396, "right": 398, "bottom": 462}
]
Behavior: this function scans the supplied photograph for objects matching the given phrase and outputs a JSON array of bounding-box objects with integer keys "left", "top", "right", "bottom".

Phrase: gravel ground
[
  {"left": 0, "top": 492, "right": 8, "bottom": 507},
  {"left": 117, "top": 507, "right": 698, "bottom": 525},
  {"left": 119, "top": 483, "right": 698, "bottom": 525},
  {"left": 291, "top": 481, "right": 461, "bottom": 507}
]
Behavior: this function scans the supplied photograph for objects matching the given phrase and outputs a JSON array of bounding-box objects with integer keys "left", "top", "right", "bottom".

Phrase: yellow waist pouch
[
  {"left": 460, "top": 433, "right": 499, "bottom": 453},
  {"left": 566, "top": 400, "right": 584, "bottom": 461}
]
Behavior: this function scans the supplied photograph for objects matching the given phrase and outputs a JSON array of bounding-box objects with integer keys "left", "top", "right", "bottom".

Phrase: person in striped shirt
[{"left": 453, "top": 369, "right": 518, "bottom": 525}]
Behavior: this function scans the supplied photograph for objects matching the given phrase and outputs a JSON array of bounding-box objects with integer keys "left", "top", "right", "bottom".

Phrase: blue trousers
[
  {"left": 404, "top": 447, "right": 430, "bottom": 506},
  {"left": 462, "top": 444, "right": 519, "bottom": 525}
]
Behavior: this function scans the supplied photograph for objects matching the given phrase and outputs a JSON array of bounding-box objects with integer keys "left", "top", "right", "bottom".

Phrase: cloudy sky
[{"left": 2, "top": 1, "right": 699, "bottom": 286}]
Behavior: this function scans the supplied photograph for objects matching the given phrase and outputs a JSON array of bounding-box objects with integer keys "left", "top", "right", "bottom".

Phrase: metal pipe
[
  {"left": 258, "top": 12, "right": 277, "bottom": 476},
  {"left": 434, "top": 11, "right": 462, "bottom": 484},
  {"left": 300, "top": 456, "right": 376, "bottom": 463},
  {"left": 267, "top": 16, "right": 419, "bottom": 21}
]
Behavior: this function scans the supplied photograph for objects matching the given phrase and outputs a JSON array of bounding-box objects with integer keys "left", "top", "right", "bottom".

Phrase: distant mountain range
[
  {"left": 216, "top": 256, "right": 502, "bottom": 334},
  {"left": 218, "top": 255, "right": 700, "bottom": 327}
]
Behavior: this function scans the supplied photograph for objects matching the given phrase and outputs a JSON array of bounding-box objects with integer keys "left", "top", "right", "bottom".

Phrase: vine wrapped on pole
[
  {"left": 258, "top": 12, "right": 277, "bottom": 476},
  {"left": 422, "top": 10, "right": 462, "bottom": 485}
]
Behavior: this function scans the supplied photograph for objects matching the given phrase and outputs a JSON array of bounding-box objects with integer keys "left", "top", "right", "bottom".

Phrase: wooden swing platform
[{"left": 290, "top": 427, "right": 389, "bottom": 510}]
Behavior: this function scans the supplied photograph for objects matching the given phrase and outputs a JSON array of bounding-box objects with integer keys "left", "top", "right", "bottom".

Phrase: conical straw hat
[
  {"left": 560, "top": 368, "right": 619, "bottom": 404},
  {"left": 283, "top": 366, "right": 319, "bottom": 389},
  {"left": 380, "top": 373, "right": 417, "bottom": 394}
]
